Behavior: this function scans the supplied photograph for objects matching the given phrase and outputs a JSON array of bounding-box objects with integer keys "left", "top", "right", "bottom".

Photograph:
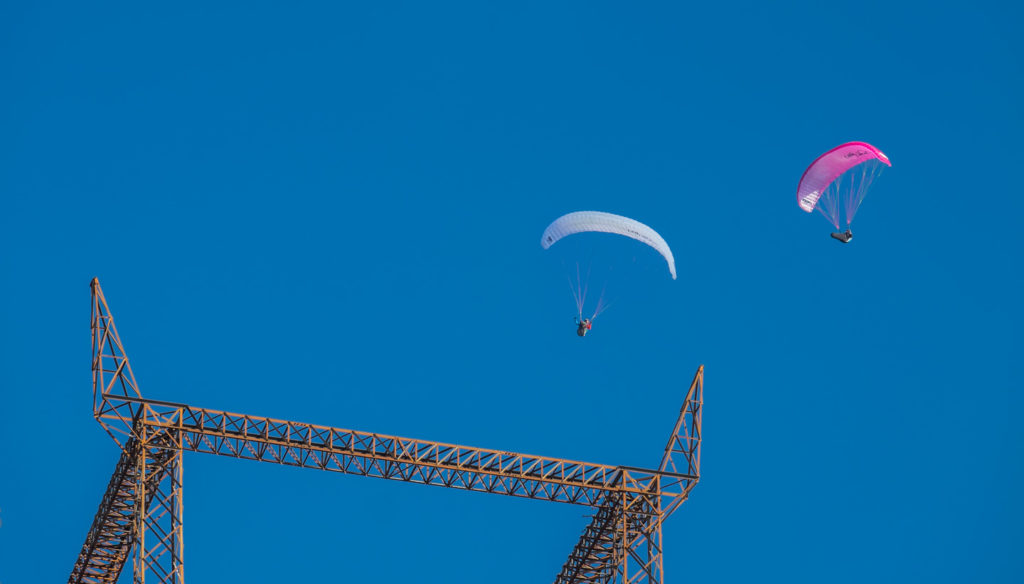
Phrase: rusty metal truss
[{"left": 72, "top": 278, "right": 703, "bottom": 583}]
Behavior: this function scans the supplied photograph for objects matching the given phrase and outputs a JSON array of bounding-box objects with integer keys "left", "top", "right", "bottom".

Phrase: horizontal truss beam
[{"left": 98, "top": 394, "right": 694, "bottom": 507}]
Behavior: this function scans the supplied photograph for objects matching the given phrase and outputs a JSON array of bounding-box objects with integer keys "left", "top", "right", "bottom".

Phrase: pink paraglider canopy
[{"left": 797, "top": 141, "right": 891, "bottom": 229}]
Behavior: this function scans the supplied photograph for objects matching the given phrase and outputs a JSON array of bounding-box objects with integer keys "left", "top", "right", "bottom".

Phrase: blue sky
[{"left": 1, "top": 1, "right": 1021, "bottom": 582}]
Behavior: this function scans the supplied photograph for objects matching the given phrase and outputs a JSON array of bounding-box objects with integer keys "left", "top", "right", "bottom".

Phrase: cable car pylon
[{"left": 70, "top": 278, "right": 703, "bottom": 584}]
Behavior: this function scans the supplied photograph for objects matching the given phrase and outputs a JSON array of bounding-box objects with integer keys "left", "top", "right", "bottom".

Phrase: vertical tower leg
[
  {"left": 616, "top": 493, "right": 664, "bottom": 584},
  {"left": 132, "top": 425, "right": 185, "bottom": 584}
]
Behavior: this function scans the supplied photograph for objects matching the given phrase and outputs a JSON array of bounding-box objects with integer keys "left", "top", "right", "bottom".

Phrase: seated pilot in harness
[
  {"left": 830, "top": 229, "right": 853, "bottom": 243},
  {"left": 575, "top": 317, "right": 592, "bottom": 337}
]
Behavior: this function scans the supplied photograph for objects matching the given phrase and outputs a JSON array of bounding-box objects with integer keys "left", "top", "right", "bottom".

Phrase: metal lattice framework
[{"left": 71, "top": 278, "right": 703, "bottom": 583}]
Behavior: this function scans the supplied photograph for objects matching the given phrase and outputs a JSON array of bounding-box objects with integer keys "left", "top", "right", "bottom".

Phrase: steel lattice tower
[{"left": 70, "top": 278, "right": 703, "bottom": 584}]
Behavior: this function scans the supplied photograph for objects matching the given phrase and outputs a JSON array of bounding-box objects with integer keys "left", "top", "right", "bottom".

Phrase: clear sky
[{"left": 1, "top": 1, "right": 1021, "bottom": 582}]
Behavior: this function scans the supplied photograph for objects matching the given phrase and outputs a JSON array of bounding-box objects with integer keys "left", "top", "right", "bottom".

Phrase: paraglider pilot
[
  {"left": 576, "top": 317, "right": 592, "bottom": 337},
  {"left": 830, "top": 229, "right": 853, "bottom": 243}
]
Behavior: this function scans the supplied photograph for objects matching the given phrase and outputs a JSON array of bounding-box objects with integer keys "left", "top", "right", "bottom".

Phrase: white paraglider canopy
[{"left": 541, "top": 211, "right": 677, "bottom": 280}]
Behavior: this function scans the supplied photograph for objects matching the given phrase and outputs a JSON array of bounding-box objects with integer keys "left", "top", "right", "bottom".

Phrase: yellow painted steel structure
[{"left": 70, "top": 278, "right": 704, "bottom": 584}]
